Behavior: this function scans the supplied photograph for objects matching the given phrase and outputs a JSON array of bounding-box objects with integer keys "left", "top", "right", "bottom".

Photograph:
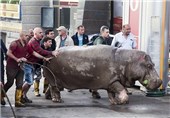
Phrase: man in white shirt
[
  {"left": 111, "top": 24, "right": 136, "bottom": 95},
  {"left": 111, "top": 24, "right": 137, "bottom": 49}
]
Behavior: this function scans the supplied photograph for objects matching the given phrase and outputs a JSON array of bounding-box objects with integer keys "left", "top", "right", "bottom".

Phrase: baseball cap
[{"left": 56, "top": 26, "right": 67, "bottom": 31}]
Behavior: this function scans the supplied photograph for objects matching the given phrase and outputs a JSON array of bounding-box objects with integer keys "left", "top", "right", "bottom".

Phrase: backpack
[{"left": 87, "top": 34, "right": 99, "bottom": 46}]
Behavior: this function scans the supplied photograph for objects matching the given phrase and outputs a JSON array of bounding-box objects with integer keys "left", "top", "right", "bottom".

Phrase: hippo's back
[{"left": 45, "top": 45, "right": 116, "bottom": 90}]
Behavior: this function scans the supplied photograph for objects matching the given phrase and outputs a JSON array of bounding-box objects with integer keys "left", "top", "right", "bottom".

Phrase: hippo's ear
[
  {"left": 139, "top": 54, "right": 151, "bottom": 62},
  {"left": 140, "top": 54, "right": 155, "bottom": 69},
  {"left": 144, "top": 54, "right": 151, "bottom": 61},
  {"left": 139, "top": 54, "right": 146, "bottom": 62},
  {"left": 144, "top": 55, "right": 154, "bottom": 64}
]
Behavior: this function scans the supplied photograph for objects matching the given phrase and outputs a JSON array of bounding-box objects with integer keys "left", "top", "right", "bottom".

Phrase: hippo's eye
[{"left": 147, "top": 64, "right": 153, "bottom": 69}]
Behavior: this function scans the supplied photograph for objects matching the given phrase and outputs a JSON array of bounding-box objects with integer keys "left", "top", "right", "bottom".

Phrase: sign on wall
[
  {"left": 0, "top": 3, "right": 20, "bottom": 19},
  {"left": 60, "top": 0, "right": 78, "bottom": 6}
]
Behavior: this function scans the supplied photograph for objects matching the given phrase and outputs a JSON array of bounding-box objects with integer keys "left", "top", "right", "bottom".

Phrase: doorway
[{"left": 111, "top": 0, "right": 123, "bottom": 35}]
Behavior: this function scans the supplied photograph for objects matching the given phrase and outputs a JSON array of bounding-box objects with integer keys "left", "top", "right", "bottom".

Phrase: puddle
[{"left": 109, "top": 104, "right": 160, "bottom": 114}]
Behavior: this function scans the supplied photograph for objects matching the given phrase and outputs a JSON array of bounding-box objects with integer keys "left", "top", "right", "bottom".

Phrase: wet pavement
[{"left": 1, "top": 80, "right": 170, "bottom": 118}]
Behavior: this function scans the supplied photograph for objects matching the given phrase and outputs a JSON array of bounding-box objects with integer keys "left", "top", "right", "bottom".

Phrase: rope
[
  {"left": 1, "top": 60, "right": 59, "bottom": 118},
  {"left": 1, "top": 88, "right": 16, "bottom": 118},
  {"left": 23, "top": 60, "right": 60, "bottom": 91}
]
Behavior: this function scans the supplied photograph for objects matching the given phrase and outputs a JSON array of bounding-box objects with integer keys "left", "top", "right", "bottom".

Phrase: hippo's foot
[
  {"left": 108, "top": 81, "right": 129, "bottom": 105},
  {"left": 111, "top": 89, "right": 129, "bottom": 105},
  {"left": 116, "top": 98, "right": 129, "bottom": 105},
  {"left": 109, "top": 98, "right": 118, "bottom": 105},
  {"left": 52, "top": 97, "right": 63, "bottom": 103},
  {"left": 92, "top": 91, "right": 101, "bottom": 99},
  {"left": 109, "top": 97, "right": 129, "bottom": 105}
]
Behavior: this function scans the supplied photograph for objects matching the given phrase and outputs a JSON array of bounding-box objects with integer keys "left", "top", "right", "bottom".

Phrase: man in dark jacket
[
  {"left": 71, "top": 25, "right": 89, "bottom": 46},
  {"left": 93, "top": 25, "right": 113, "bottom": 45},
  {"left": 44, "top": 29, "right": 56, "bottom": 50},
  {"left": 69, "top": 25, "right": 88, "bottom": 92},
  {"left": 1, "top": 39, "right": 7, "bottom": 85},
  {"left": 0, "top": 39, "right": 7, "bottom": 105}
]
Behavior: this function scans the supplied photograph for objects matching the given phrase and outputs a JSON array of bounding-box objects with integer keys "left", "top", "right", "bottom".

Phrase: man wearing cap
[
  {"left": 55, "top": 26, "right": 74, "bottom": 50},
  {"left": 52, "top": 26, "right": 73, "bottom": 102}
]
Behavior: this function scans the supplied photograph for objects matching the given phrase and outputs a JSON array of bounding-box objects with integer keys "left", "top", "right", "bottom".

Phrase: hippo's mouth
[
  {"left": 142, "top": 79, "right": 153, "bottom": 90},
  {"left": 142, "top": 79, "right": 162, "bottom": 90},
  {"left": 141, "top": 79, "right": 150, "bottom": 89},
  {"left": 143, "top": 79, "right": 149, "bottom": 86}
]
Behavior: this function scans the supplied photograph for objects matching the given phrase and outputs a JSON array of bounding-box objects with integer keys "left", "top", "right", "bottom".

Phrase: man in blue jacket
[{"left": 71, "top": 25, "right": 89, "bottom": 46}]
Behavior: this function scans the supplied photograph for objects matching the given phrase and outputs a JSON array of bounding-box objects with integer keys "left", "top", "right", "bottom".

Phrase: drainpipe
[{"left": 49, "top": 0, "right": 53, "bottom": 7}]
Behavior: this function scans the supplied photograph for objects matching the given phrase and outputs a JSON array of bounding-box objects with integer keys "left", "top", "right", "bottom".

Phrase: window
[{"left": 0, "top": 0, "right": 21, "bottom": 19}]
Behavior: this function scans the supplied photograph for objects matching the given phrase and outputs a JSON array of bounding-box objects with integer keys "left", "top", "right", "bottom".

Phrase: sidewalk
[{"left": 1, "top": 78, "right": 170, "bottom": 118}]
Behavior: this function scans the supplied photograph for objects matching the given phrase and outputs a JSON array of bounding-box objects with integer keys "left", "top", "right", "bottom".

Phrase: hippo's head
[{"left": 125, "top": 54, "right": 162, "bottom": 90}]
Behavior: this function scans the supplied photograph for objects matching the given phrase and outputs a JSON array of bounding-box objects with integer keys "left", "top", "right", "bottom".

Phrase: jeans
[{"left": 23, "top": 63, "right": 34, "bottom": 85}]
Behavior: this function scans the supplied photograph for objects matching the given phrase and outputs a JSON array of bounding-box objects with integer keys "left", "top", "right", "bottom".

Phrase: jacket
[{"left": 71, "top": 33, "right": 89, "bottom": 46}]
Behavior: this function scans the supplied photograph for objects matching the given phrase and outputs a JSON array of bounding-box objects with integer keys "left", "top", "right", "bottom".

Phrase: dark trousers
[
  {"left": 1, "top": 61, "right": 5, "bottom": 84},
  {"left": 4, "top": 66, "right": 24, "bottom": 92}
]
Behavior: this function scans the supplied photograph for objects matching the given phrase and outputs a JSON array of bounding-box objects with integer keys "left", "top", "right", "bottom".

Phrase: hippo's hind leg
[
  {"left": 108, "top": 81, "right": 129, "bottom": 105},
  {"left": 89, "top": 89, "right": 101, "bottom": 99},
  {"left": 43, "top": 64, "right": 63, "bottom": 103},
  {"left": 51, "top": 86, "right": 63, "bottom": 103}
]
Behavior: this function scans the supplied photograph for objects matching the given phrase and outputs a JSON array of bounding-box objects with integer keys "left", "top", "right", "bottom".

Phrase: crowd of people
[{"left": 0, "top": 24, "right": 136, "bottom": 107}]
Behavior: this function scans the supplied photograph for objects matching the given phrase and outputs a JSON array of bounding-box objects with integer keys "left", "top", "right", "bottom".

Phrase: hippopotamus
[{"left": 43, "top": 45, "right": 162, "bottom": 105}]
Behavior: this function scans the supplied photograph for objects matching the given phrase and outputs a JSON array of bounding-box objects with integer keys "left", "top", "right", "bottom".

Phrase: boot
[
  {"left": 34, "top": 81, "right": 41, "bottom": 97},
  {"left": 43, "top": 78, "right": 48, "bottom": 93},
  {"left": 15, "top": 89, "right": 25, "bottom": 107},
  {"left": 1, "top": 90, "right": 6, "bottom": 105}
]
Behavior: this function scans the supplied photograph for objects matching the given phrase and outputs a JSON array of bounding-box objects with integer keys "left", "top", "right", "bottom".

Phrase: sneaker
[
  {"left": 35, "top": 93, "right": 41, "bottom": 97},
  {"left": 34, "top": 91, "right": 41, "bottom": 97}
]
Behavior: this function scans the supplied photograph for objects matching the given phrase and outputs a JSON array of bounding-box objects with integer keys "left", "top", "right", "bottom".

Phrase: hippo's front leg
[
  {"left": 108, "top": 81, "right": 129, "bottom": 105},
  {"left": 107, "top": 91, "right": 117, "bottom": 104}
]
